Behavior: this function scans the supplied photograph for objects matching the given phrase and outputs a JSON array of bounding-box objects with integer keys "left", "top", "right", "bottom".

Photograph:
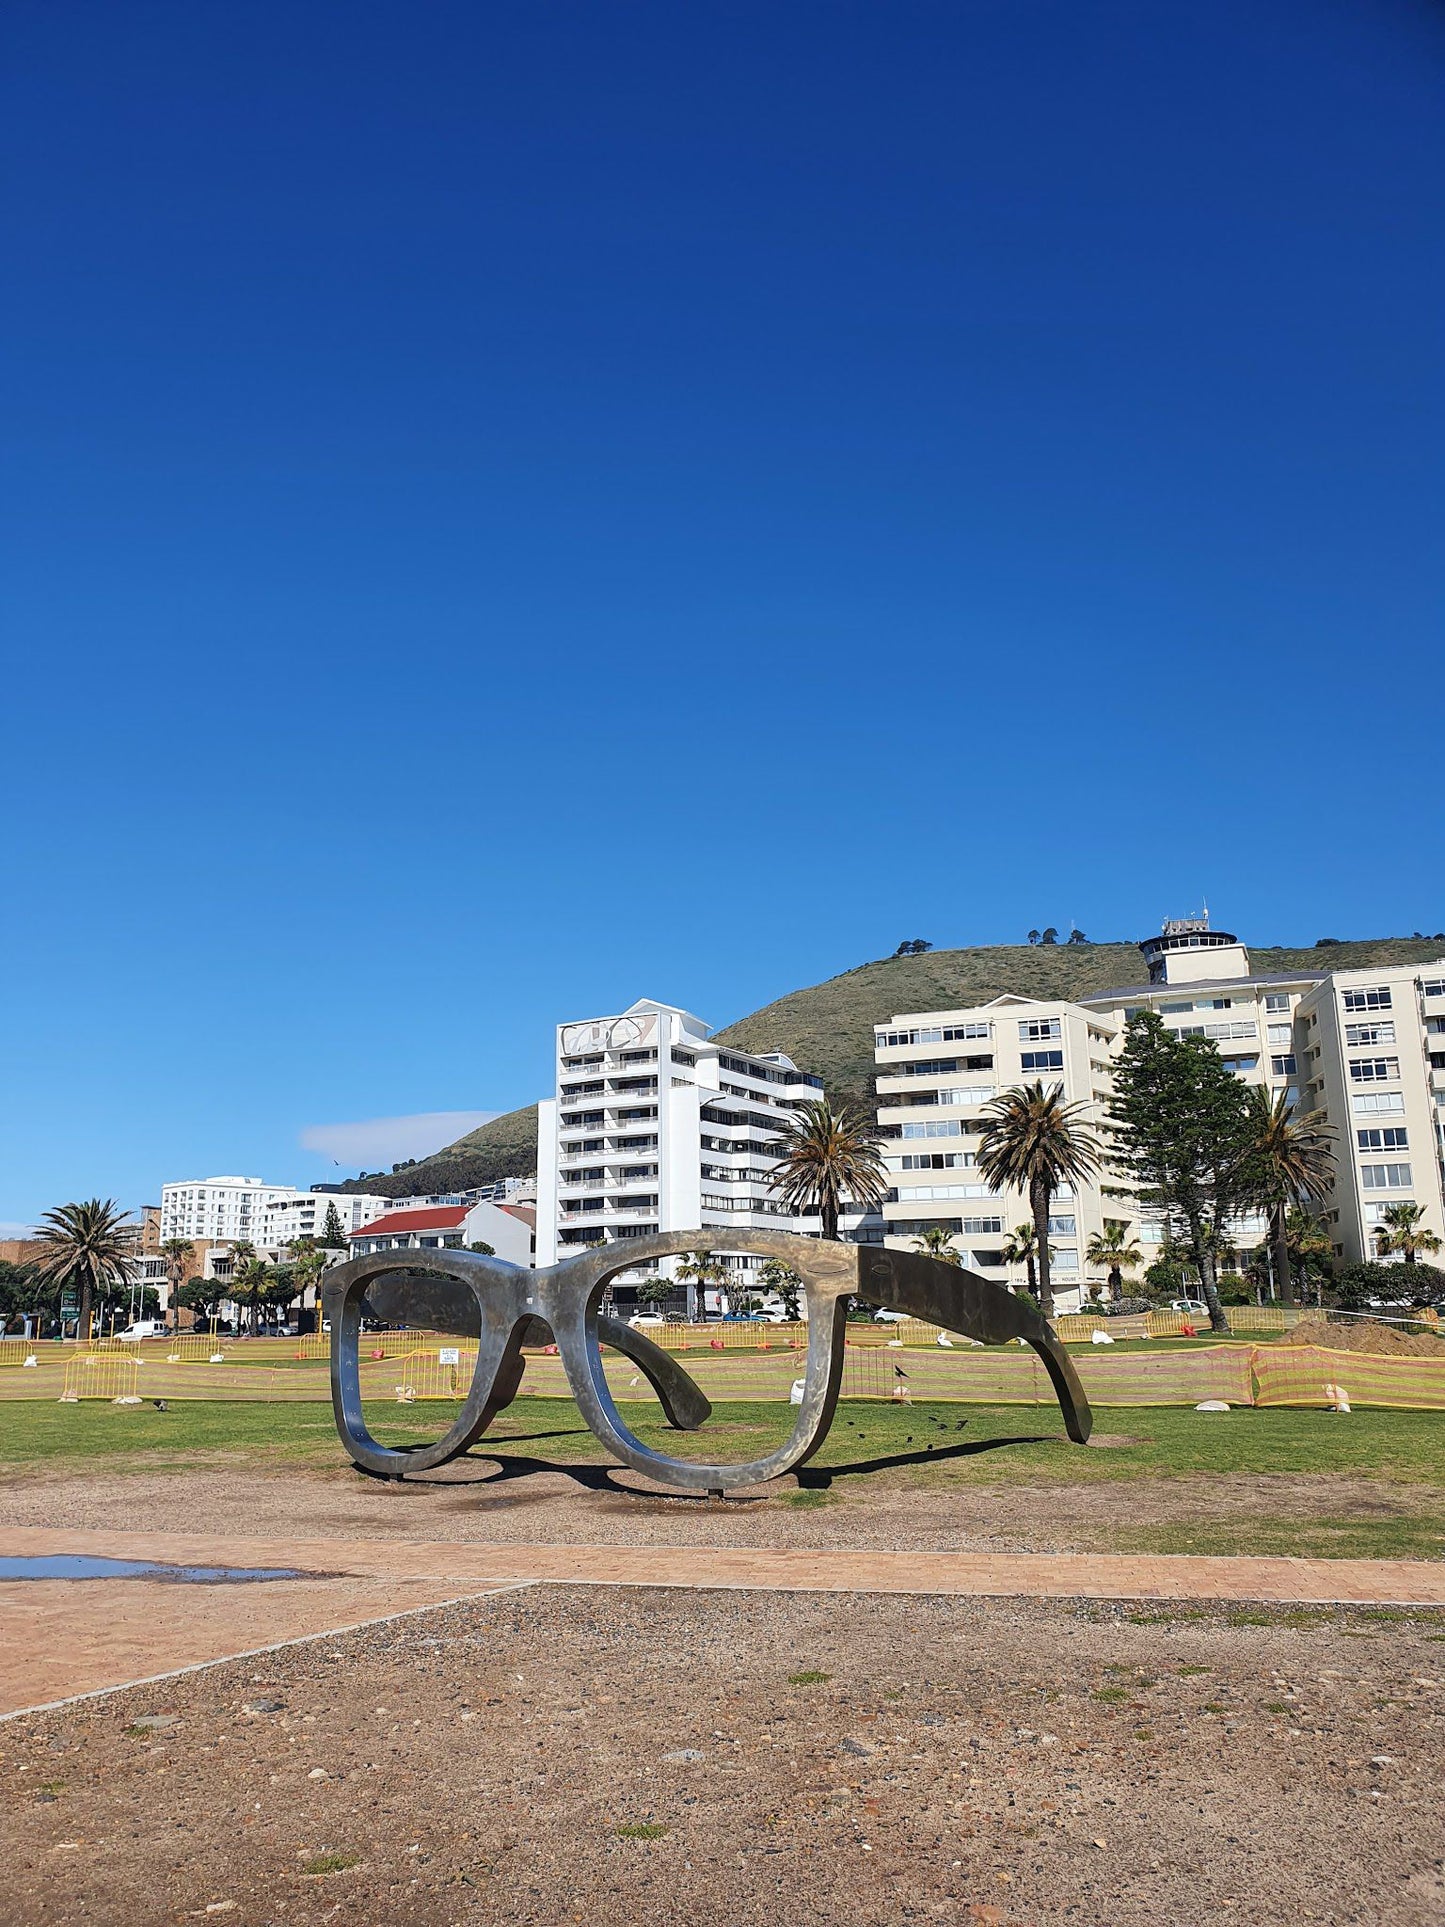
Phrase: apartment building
[
  {"left": 536, "top": 998, "right": 877, "bottom": 1307},
  {"left": 159, "top": 1177, "right": 390, "bottom": 1249},
  {"left": 1294, "top": 964, "right": 1445, "bottom": 1265},
  {"left": 875, "top": 995, "right": 1121, "bottom": 1309},
  {"left": 875, "top": 920, "right": 1445, "bottom": 1293}
]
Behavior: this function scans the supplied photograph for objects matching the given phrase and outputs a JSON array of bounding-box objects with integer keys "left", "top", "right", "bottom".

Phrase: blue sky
[{"left": 3, "top": 0, "right": 1442, "bottom": 1227}]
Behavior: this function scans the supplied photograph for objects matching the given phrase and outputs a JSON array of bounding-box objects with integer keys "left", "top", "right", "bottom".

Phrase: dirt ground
[
  {"left": 4, "top": 1585, "right": 1444, "bottom": 1927},
  {"left": 0, "top": 1456, "right": 1438, "bottom": 1559}
]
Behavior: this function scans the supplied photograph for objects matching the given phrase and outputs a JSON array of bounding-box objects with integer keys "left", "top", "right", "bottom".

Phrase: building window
[
  {"left": 1421, "top": 979, "right": 1445, "bottom": 999},
  {"left": 1361, "top": 1163, "right": 1413, "bottom": 1190},
  {"left": 1352, "top": 1090, "right": 1406, "bottom": 1115},
  {"left": 1270, "top": 1054, "right": 1297, "bottom": 1076},
  {"left": 1342, "top": 987, "right": 1392, "bottom": 1012},
  {"left": 1047, "top": 1215, "right": 1076, "bottom": 1237},
  {"left": 1019, "top": 1018, "right": 1062, "bottom": 1042},
  {"left": 1220, "top": 1056, "right": 1259, "bottom": 1075},
  {"left": 1345, "top": 1022, "right": 1396, "bottom": 1048},
  {"left": 900, "top": 1121, "right": 962, "bottom": 1139},
  {"left": 1267, "top": 1024, "right": 1293, "bottom": 1046},
  {"left": 1350, "top": 1057, "right": 1400, "bottom": 1083},
  {"left": 1357, "top": 1127, "right": 1408, "bottom": 1152},
  {"left": 1264, "top": 994, "right": 1291, "bottom": 1013},
  {"left": 1364, "top": 1200, "right": 1414, "bottom": 1225},
  {"left": 1019, "top": 1051, "right": 1063, "bottom": 1072}
]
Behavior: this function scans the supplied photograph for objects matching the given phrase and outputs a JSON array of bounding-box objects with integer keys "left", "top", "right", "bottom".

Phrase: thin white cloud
[
  {"left": 0, "top": 1222, "right": 37, "bottom": 1241},
  {"left": 299, "top": 1111, "right": 499, "bottom": 1170}
]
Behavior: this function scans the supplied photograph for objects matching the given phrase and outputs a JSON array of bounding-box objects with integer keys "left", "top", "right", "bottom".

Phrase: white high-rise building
[
  {"left": 536, "top": 998, "right": 879, "bottom": 1307},
  {"left": 874, "top": 920, "right": 1445, "bottom": 1297},
  {"left": 159, "top": 1178, "right": 389, "bottom": 1248}
]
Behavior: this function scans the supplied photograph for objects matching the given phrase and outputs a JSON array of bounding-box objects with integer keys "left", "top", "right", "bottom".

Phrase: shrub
[
  {"left": 1216, "top": 1272, "right": 1253, "bottom": 1306},
  {"left": 1108, "top": 1296, "right": 1154, "bottom": 1317},
  {"left": 1332, "top": 1261, "right": 1445, "bottom": 1312}
]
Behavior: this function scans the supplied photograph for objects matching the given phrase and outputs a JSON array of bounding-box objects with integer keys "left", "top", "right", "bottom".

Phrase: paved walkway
[{"left": 3, "top": 1524, "right": 1443, "bottom": 1720}]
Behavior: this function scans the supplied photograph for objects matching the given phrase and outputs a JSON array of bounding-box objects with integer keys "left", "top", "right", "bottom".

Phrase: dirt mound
[{"left": 1284, "top": 1316, "right": 1445, "bottom": 1357}]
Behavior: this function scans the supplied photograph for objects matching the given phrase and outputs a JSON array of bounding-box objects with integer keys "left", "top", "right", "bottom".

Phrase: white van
[{"left": 118, "top": 1320, "right": 166, "bottom": 1342}]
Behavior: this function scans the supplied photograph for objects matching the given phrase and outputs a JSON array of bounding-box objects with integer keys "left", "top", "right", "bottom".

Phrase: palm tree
[
  {"left": 1085, "top": 1220, "right": 1142, "bottom": 1302},
  {"left": 1373, "top": 1202, "right": 1443, "bottom": 1267},
  {"left": 1284, "top": 1210, "right": 1333, "bottom": 1307},
  {"left": 32, "top": 1199, "right": 135, "bottom": 1342},
  {"left": 767, "top": 1098, "right": 887, "bottom": 1240},
  {"left": 674, "top": 1249, "right": 731, "bottom": 1322},
  {"left": 159, "top": 1236, "right": 194, "bottom": 1337},
  {"left": 1000, "top": 1222, "right": 1046, "bottom": 1298},
  {"left": 287, "top": 1237, "right": 327, "bottom": 1325},
  {"left": 976, "top": 1082, "right": 1101, "bottom": 1319},
  {"left": 230, "top": 1253, "right": 271, "bottom": 1333},
  {"left": 1240, "top": 1089, "right": 1335, "bottom": 1306},
  {"left": 911, "top": 1225, "right": 962, "bottom": 1266}
]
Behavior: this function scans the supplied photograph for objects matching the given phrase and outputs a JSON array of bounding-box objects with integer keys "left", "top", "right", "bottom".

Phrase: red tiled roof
[{"left": 351, "top": 1206, "right": 468, "bottom": 1239}]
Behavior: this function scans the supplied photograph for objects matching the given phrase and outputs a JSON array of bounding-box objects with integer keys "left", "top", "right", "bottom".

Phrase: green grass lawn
[{"left": 3, "top": 1395, "right": 1443, "bottom": 1485}]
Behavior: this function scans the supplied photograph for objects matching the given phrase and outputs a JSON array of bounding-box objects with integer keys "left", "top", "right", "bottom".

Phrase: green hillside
[{"left": 340, "top": 935, "right": 1444, "bottom": 1198}]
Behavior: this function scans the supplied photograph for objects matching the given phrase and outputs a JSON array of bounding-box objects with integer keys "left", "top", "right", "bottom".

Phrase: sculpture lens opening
[
  {"left": 342, "top": 1257, "right": 483, "bottom": 1462},
  {"left": 597, "top": 1330, "right": 809, "bottom": 1471}
]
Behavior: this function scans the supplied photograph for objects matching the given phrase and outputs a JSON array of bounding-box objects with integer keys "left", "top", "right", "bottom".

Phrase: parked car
[
  {"left": 628, "top": 1311, "right": 666, "bottom": 1327},
  {"left": 1167, "top": 1300, "right": 1209, "bottom": 1317},
  {"left": 117, "top": 1320, "right": 166, "bottom": 1342},
  {"left": 872, "top": 1308, "right": 907, "bottom": 1324}
]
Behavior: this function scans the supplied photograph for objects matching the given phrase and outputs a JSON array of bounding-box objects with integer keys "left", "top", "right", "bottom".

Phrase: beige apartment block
[
  {"left": 876, "top": 920, "right": 1445, "bottom": 1297},
  {"left": 1293, "top": 963, "right": 1445, "bottom": 1266},
  {"left": 875, "top": 995, "right": 1122, "bottom": 1309}
]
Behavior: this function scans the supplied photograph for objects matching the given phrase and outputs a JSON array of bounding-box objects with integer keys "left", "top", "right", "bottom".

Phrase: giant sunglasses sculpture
[{"left": 325, "top": 1229, "right": 1092, "bottom": 1492}]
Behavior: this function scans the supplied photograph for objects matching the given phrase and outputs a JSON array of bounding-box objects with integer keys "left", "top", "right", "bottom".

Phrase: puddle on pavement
[{"left": 0, "top": 1555, "right": 314, "bottom": 1584}]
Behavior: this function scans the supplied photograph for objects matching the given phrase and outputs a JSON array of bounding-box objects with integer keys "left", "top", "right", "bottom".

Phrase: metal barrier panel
[
  {"left": 1226, "top": 1305, "right": 1301, "bottom": 1335},
  {"left": 60, "top": 1355, "right": 140, "bottom": 1402},
  {"left": 1253, "top": 1346, "right": 1445, "bottom": 1410},
  {"left": 0, "top": 1339, "right": 42, "bottom": 1367},
  {"left": 163, "top": 1335, "right": 231, "bottom": 1363},
  {"left": 360, "top": 1346, "right": 482, "bottom": 1402}
]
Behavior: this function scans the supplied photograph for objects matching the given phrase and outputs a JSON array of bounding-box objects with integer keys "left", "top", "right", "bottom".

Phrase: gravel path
[{"left": 4, "top": 1587, "right": 1443, "bottom": 1926}]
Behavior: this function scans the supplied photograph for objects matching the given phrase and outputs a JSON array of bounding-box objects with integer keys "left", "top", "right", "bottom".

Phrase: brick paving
[{"left": 3, "top": 1522, "right": 1444, "bottom": 1720}]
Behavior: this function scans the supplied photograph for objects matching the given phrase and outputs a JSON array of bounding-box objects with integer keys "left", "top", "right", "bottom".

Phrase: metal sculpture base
[{"left": 324, "top": 1230, "right": 1091, "bottom": 1491}]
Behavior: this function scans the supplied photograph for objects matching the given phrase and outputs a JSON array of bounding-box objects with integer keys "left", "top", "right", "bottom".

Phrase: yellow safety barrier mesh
[
  {"left": 141, "top": 1365, "right": 329, "bottom": 1402},
  {"left": 519, "top": 1340, "right": 1263, "bottom": 1406},
  {"left": 60, "top": 1355, "right": 140, "bottom": 1401},
  {"left": 79, "top": 1337, "right": 130, "bottom": 1354},
  {"left": 0, "top": 1338, "right": 43, "bottom": 1367},
  {"left": 294, "top": 1333, "right": 331, "bottom": 1361},
  {"left": 1253, "top": 1345, "right": 1445, "bottom": 1411},
  {"left": 1, "top": 1341, "right": 1441, "bottom": 1408}
]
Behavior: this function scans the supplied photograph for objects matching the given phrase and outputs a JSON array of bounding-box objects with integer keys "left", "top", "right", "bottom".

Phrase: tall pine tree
[{"left": 1107, "top": 1010, "right": 1255, "bottom": 1334}]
